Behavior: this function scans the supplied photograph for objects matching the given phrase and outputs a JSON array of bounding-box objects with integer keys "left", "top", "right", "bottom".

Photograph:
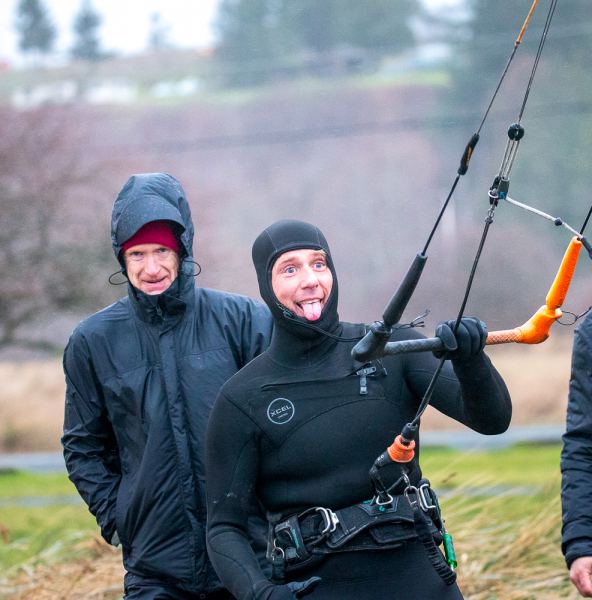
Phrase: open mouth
[{"left": 297, "top": 299, "right": 323, "bottom": 321}]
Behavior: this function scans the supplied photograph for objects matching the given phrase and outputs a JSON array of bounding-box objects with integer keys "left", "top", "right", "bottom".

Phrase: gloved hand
[
  {"left": 287, "top": 577, "right": 321, "bottom": 597},
  {"left": 259, "top": 576, "right": 321, "bottom": 599},
  {"left": 434, "top": 317, "right": 487, "bottom": 361}
]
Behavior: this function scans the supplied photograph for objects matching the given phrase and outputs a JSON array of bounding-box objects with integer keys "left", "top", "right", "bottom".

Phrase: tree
[
  {"left": 446, "top": 0, "right": 592, "bottom": 230},
  {"left": 14, "top": 0, "right": 56, "bottom": 58},
  {"left": 70, "top": 0, "right": 103, "bottom": 61},
  {"left": 148, "top": 12, "right": 171, "bottom": 51},
  {"left": 213, "top": 0, "right": 420, "bottom": 87},
  {"left": 447, "top": 0, "right": 592, "bottom": 108},
  {"left": 280, "top": 0, "right": 416, "bottom": 54},
  {"left": 0, "top": 106, "right": 105, "bottom": 349},
  {"left": 214, "top": 0, "right": 287, "bottom": 86}
]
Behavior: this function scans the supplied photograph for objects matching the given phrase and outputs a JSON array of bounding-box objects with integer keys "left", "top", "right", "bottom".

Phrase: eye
[
  {"left": 313, "top": 260, "right": 326, "bottom": 270},
  {"left": 284, "top": 265, "right": 297, "bottom": 275},
  {"left": 127, "top": 251, "right": 143, "bottom": 261},
  {"left": 157, "top": 247, "right": 171, "bottom": 256}
]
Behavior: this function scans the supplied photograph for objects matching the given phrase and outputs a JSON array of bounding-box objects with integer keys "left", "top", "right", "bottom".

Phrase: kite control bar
[{"left": 366, "top": 236, "right": 583, "bottom": 358}]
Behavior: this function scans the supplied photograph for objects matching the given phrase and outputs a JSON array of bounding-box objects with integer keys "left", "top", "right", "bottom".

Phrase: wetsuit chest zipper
[
  {"left": 356, "top": 365, "right": 377, "bottom": 395},
  {"left": 260, "top": 362, "right": 386, "bottom": 395}
]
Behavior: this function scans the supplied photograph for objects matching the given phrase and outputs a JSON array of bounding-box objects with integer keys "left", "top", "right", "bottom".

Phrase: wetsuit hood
[{"left": 252, "top": 219, "right": 340, "bottom": 351}]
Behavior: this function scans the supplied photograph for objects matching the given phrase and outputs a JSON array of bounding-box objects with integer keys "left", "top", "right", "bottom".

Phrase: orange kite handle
[
  {"left": 486, "top": 236, "right": 582, "bottom": 345},
  {"left": 547, "top": 237, "right": 582, "bottom": 309}
]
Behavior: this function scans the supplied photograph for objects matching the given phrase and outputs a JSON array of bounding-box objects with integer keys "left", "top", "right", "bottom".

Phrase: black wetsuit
[{"left": 205, "top": 219, "right": 512, "bottom": 600}]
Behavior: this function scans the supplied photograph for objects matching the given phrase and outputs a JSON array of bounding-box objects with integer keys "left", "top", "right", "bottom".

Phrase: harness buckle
[
  {"left": 315, "top": 506, "right": 340, "bottom": 534},
  {"left": 418, "top": 483, "right": 436, "bottom": 511},
  {"left": 404, "top": 475, "right": 436, "bottom": 513},
  {"left": 270, "top": 538, "right": 285, "bottom": 561},
  {"left": 404, "top": 484, "right": 420, "bottom": 509},
  {"left": 373, "top": 492, "right": 394, "bottom": 506}
]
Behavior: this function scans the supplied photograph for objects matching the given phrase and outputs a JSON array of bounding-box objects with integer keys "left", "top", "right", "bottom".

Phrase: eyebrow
[
  {"left": 273, "top": 256, "right": 298, "bottom": 271},
  {"left": 274, "top": 251, "right": 326, "bottom": 271}
]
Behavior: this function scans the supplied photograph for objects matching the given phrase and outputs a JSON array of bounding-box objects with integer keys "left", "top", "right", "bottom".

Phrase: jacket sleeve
[
  {"left": 561, "top": 314, "right": 592, "bottom": 567},
  {"left": 206, "top": 391, "right": 288, "bottom": 600},
  {"left": 402, "top": 329, "right": 512, "bottom": 434},
  {"left": 236, "top": 297, "right": 273, "bottom": 367},
  {"left": 61, "top": 330, "right": 121, "bottom": 545}
]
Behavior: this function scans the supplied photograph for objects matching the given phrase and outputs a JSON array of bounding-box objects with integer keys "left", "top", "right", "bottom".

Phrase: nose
[
  {"left": 300, "top": 266, "right": 320, "bottom": 289},
  {"left": 143, "top": 253, "right": 161, "bottom": 274}
]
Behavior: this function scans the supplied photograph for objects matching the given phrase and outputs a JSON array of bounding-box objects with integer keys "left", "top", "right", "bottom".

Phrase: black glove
[
  {"left": 287, "top": 577, "right": 321, "bottom": 597},
  {"left": 263, "top": 576, "right": 322, "bottom": 599},
  {"left": 434, "top": 317, "right": 487, "bottom": 361}
]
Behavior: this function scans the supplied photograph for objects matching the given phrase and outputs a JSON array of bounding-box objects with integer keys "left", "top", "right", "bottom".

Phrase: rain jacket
[
  {"left": 561, "top": 310, "right": 592, "bottom": 567},
  {"left": 62, "top": 173, "right": 272, "bottom": 593}
]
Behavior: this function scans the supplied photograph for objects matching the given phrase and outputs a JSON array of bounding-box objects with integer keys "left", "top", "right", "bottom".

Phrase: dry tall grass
[
  {"left": 0, "top": 334, "right": 578, "bottom": 597},
  {"left": 0, "top": 537, "right": 123, "bottom": 600},
  {"left": 0, "top": 361, "right": 66, "bottom": 451},
  {"left": 0, "top": 333, "right": 574, "bottom": 452},
  {"left": 0, "top": 484, "right": 577, "bottom": 600},
  {"left": 451, "top": 484, "right": 576, "bottom": 599}
]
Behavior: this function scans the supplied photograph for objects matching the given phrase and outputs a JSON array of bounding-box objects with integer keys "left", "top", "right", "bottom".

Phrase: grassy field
[
  {"left": 0, "top": 333, "right": 573, "bottom": 453},
  {"left": 0, "top": 443, "right": 579, "bottom": 600},
  {"left": 0, "top": 338, "right": 577, "bottom": 597}
]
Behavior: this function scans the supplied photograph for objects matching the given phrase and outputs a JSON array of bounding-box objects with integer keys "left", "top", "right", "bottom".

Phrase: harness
[{"left": 267, "top": 478, "right": 456, "bottom": 585}]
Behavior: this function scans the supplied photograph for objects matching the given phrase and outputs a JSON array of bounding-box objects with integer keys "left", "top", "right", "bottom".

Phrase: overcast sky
[
  {"left": 0, "top": 0, "right": 220, "bottom": 64},
  {"left": 0, "top": 0, "right": 461, "bottom": 66}
]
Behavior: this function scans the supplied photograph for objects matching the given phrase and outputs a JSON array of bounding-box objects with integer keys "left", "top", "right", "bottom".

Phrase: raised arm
[{"left": 404, "top": 317, "right": 512, "bottom": 435}]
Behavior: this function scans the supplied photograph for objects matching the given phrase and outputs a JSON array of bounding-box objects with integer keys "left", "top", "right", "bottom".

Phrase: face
[
  {"left": 123, "top": 243, "right": 179, "bottom": 295},
  {"left": 271, "top": 249, "right": 333, "bottom": 321}
]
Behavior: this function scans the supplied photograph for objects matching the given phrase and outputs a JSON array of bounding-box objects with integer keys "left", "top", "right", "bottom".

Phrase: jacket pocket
[{"left": 115, "top": 476, "right": 131, "bottom": 548}]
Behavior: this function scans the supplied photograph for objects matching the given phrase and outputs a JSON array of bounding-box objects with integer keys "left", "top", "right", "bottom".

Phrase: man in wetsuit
[{"left": 206, "top": 219, "right": 512, "bottom": 599}]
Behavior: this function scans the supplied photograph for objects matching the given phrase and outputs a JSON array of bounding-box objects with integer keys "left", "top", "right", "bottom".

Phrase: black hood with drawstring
[
  {"left": 252, "top": 219, "right": 341, "bottom": 363},
  {"left": 112, "top": 172, "right": 192, "bottom": 265},
  {"left": 111, "top": 172, "right": 194, "bottom": 321},
  {"left": 62, "top": 173, "right": 272, "bottom": 593}
]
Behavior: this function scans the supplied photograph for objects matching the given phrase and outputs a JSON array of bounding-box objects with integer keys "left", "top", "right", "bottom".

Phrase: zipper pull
[{"left": 356, "top": 365, "right": 377, "bottom": 395}]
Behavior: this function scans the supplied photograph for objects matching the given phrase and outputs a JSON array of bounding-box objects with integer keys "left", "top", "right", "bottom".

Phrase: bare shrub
[{"left": 0, "top": 105, "right": 107, "bottom": 348}]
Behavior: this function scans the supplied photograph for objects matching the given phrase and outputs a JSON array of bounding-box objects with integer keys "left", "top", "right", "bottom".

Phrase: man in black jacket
[
  {"left": 62, "top": 173, "right": 272, "bottom": 599},
  {"left": 562, "top": 310, "right": 592, "bottom": 597}
]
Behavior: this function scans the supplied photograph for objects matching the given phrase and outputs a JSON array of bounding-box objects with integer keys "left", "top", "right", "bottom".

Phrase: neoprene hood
[{"left": 252, "top": 219, "right": 339, "bottom": 336}]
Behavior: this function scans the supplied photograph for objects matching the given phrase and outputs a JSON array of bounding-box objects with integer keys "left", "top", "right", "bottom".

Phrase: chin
[{"left": 142, "top": 282, "right": 170, "bottom": 295}]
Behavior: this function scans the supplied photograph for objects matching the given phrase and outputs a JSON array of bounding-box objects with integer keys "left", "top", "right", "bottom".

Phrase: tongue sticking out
[{"left": 301, "top": 300, "right": 322, "bottom": 321}]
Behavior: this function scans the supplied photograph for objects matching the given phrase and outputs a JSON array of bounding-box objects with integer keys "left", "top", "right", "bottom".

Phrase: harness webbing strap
[
  {"left": 413, "top": 505, "right": 457, "bottom": 586},
  {"left": 269, "top": 486, "right": 448, "bottom": 583}
]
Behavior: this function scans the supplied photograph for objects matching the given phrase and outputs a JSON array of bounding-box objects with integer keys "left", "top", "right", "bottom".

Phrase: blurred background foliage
[{"left": 1, "top": 0, "right": 591, "bottom": 354}]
